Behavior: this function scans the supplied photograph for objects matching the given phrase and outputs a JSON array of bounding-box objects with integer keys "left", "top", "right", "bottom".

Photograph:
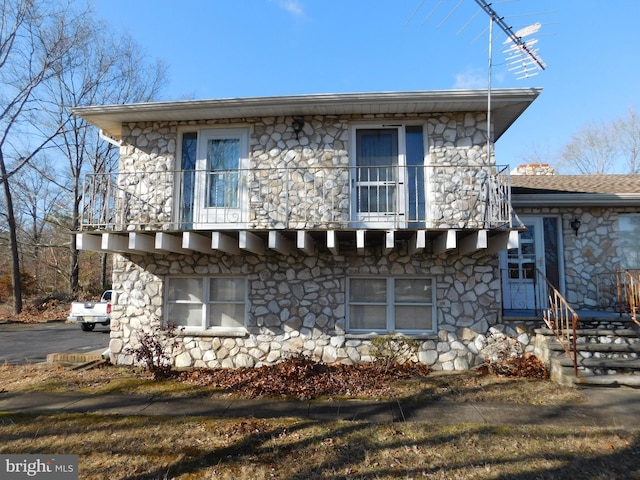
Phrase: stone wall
[
  {"left": 108, "top": 247, "right": 533, "bottom": 370},
  {"left": 104, "top": 111, "right": 532, "bottom": 371},
  {"left": 515, "top": 206, "right": 633, "bottom": 311},
  {"left": 115, "top": 112, "right": 504, "bottom": 230}
]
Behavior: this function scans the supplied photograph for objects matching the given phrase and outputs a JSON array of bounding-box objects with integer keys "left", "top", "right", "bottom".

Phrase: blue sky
[{"left": 91, "top": 0, "right": 639, "bottom": 172}]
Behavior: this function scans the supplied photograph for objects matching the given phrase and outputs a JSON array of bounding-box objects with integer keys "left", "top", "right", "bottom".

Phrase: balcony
[{"left": 81, "top": 165, "right": 514, "bottom": 233}]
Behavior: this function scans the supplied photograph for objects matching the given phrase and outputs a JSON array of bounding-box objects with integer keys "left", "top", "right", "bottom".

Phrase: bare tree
[
  {"left": 0, "top": 0, "right": 92, "bottom": 314},
  {"left": 558, "top": 121, "right": 619, "bottom": 174},
  {"left": 615, "top": 107, "right": 640, "bottom": 174},
  {"left": 548, "top": 108, "right": 639, "bottom": 175},
  {"left": 11, "top": 158, "right": 68, "bottom": 293},
  {"left": 35, "top": 10, "right": 166, "bottom": 293}
]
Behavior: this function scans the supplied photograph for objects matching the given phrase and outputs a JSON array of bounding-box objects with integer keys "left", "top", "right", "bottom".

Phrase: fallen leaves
[{"left": 176, "top": 355, "right": 432, "bottom": 400}]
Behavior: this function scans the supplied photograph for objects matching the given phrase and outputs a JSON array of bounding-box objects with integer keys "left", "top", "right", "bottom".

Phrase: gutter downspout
[{"left": 99, "top": 129, "right": 122, "bottom": 148}]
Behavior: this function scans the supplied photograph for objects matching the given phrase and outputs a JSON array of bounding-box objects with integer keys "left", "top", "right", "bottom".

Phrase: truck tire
[{"left": 80, "top": 323, "right": 95, "bottom": 332}]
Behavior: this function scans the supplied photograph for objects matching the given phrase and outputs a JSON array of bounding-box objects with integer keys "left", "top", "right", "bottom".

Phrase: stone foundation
[{"left": 108, "top": 248, "right": 535, "bottom": 370}]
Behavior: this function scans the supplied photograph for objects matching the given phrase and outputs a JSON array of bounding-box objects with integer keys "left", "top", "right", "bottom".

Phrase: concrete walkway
[{"left": 1, "top": 388, "right": 640, "bottom": 429}]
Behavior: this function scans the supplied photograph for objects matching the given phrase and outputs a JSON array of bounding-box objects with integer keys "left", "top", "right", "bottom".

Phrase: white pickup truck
[{"left": 67, "top": 290, "right": 112, "bottom": 331}]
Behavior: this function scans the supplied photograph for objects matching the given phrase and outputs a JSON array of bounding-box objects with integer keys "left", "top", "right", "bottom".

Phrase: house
[
  {"left": 72, "top": 87, "right": 605, "bottom": 371},
  {"left": 508, "top": 168, "right": 640, "bottom": 315}
]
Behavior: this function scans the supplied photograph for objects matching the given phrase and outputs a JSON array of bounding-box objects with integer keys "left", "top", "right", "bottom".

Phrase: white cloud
[
  {"left": 272, "top": 0, "right": 305, "bottom": 17},
  {"left": 452, "top": 67, "right": 487, "bottom": 89}
]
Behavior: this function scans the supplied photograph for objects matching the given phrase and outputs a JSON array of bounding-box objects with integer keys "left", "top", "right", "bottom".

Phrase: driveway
[{"left": 0, "top": 322, "right": 109, "bottom": 364}]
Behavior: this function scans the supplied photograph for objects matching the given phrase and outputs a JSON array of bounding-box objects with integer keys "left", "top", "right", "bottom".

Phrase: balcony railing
[{"left": 80, "top": 165, "right": 513, "bottom": 232}]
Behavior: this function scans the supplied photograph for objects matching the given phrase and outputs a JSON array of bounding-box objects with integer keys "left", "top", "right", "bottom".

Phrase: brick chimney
[{"left": 510, "top": 163, "right": 557, "bottom": 175}]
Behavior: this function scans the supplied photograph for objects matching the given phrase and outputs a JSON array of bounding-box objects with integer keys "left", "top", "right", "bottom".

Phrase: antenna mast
[{"left": 472, "top": 0, "right": 547, "bottom": 160}]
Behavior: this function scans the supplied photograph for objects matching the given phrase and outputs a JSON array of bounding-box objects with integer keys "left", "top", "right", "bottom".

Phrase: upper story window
[
  {"left": 179, "top": 128, "right": 249, "bottom": 228},
  {"left": 347, "top": 277, "right": 435, "bottom": 334},
  {"left": 351, "top": 124, "right": 426, "bottom": 228}
]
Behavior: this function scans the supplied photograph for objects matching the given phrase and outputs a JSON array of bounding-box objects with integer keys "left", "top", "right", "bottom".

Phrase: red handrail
[{"left": 538, "top": 269, "right": 579, "bottom": 378}]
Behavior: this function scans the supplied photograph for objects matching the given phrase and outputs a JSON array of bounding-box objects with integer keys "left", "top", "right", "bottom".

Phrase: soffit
[{"left": 72, "top": 88, "right": 541, "bottom": 141}]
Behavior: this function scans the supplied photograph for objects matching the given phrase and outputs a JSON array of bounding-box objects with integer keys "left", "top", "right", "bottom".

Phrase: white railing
[{"left": 80, "top": 165, "right": 513, "bottom": 231}]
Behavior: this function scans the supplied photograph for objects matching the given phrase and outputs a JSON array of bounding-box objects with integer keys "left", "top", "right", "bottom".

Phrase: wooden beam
[
  {"left": 433, "top": 230, "right": 457, "bottom": 255},
  {"left": 101, "top": 233, "right": 131, "bottom": 253},
  {"left": 239, "top": 231, "right": 265, "bottom": 255},
  {"left": 459, "top": 230, "right": 488, "bottom": 255},
  {"left": 326, "top": 231, "right": 339, "bottom": 255},
  {"left": 408, "top": 230, "right": 426, "bottom": 255},
  {"left": 296, "top": 231, "right": 315, "bottom": 255},
  {"left": 269, "top": 231, "right": 292, "bottom": 255},
  {"left": 182, "top": 232, "right": 214, "bottom": 254},
  {"left": 211, "top": 232, "right": 241, "bottom": 254},
  {"left": 155, "top": 233, "right": 189, "bottom": 253},
  {"left": 128, "top": 233, "right": 161, "bottom": 253},
  {"left": 76, "top": 233, "right": 103, "bottom": 252},
  {"left": 356, "top": 230, "right": 365, "bottom": 254}
]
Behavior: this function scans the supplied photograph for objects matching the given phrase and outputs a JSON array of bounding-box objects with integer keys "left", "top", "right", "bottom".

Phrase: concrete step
[
  {"left": 535, "top": 327, "right": 640, "bottom": 337},
  {"left": 572, "top": 372, "right": 640, "bottom": 388},
  {"left": 546, "top": 341, "right": 640, "bottom": 354},
  {"left": 555, "top": 355, "right": 640, "bottom": 370}
]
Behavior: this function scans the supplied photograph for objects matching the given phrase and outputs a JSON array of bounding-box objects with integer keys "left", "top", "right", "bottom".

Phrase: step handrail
[
  {"left": 622, "top": 270, "right": 640, "bottom": 328},
  {"left": 537, "top": 268, "right": 579, "bottom": 377}
]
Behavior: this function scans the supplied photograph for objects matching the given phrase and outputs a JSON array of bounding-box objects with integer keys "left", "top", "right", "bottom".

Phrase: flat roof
[{"left": 72, "top": 88, "right": 541, "bottom": 140}]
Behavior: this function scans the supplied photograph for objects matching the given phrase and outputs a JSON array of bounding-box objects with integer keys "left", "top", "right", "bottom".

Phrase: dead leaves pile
[
  {"left": 177, "top": 355, "right": 432, "bottom": 400},
  {"left": 476, "top": 352, "right": 549, "bottom": 379}
]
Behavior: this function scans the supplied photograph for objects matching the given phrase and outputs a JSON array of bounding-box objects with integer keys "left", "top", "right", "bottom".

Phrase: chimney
[{"left": 511, "top": 163, "right": 557, "bottom": 176}]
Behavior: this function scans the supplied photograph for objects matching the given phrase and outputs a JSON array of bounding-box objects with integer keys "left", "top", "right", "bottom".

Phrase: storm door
[{"left": 501, "top": 216, "right": 562, "bottom": 311}]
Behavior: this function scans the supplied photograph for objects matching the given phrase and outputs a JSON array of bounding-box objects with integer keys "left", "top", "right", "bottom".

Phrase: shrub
[
  {"left": 370, "top": 334, "right": 419, "bottom": 369},
  {"left": 125, "top": 322, "right": 183, "bottom": 379}
]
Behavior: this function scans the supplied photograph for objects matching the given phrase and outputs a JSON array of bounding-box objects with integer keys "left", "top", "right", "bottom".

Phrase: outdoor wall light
[
  {"left": 292, "top": 117, "right": 304, "bottom": 139},
  {"left": 570, "top": 218, "right": 581, "bottom": 236}
]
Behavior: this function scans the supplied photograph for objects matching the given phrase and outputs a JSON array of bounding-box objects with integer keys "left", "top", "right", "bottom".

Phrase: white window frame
[
  {"left": 347, "top": 277, "right": 436, "bottom": 334},
  {"left": 165, "top": 276, "right": 248, "bottom": 333},
  {"left": 349, "top": 123, "right": 428, "bottom": 228},
  {"left": 190, "top": 127, "right": 250, "bottom": 229},
  {"left": 619, "top": 214, "right": 640, "bottom": 270}
]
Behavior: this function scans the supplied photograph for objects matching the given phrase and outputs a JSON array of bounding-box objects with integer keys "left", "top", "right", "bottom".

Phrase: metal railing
[
  {"left": 80, "top": 165, "right": 513, "bottom": 231},
  {"left": 619, "top": 268, "right": 640, "bottom": 327},
  {"left": 537, "top": 268, "right": 580, "bottom": 378}
]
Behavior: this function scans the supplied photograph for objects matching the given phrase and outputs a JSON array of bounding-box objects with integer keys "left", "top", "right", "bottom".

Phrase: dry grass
[
  {"left": 1, "top": 414, "right": 639, "bottom": 479},
  {"left": 0, "top": 362, "right": 588, "bottom": 405},
  {"left": 1, "top": 362, "right": 637, "bottom": 479}
]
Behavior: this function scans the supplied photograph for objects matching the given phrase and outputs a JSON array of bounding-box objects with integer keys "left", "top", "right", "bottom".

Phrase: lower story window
[
  {"left": 166, "top": 276, "right": 247, "bottom": 331},
  {"left": 348, "top": 277, "right": 435, "bottom": 333}
]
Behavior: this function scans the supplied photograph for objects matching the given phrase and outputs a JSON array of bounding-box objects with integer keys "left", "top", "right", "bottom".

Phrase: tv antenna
[
  {"left": 408, "top": 0, "right": 548, "bottom": 161},
  {"left": 472, "top": 0, "right": 547, "bottom": 163}
]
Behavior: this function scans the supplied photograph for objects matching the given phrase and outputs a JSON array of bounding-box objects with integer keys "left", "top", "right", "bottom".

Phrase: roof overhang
[
  {"left": 72, "top": 88, "right": 541, "bottom": 141},
  {"left": 512, "top": 193, "right": 640, "bottom": 208}
]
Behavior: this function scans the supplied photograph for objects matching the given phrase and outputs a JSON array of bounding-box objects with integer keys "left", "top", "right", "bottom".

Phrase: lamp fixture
[
  {"left": 570, "top": 218, "right": 581, "bottom": 236},
  {"left": 292, "top": 117, "right": 304, "bottom": 139}
]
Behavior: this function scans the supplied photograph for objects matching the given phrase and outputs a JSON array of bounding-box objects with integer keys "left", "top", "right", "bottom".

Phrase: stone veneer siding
[
  {"left": 515, "top": 206, "right": 634, "bottom": 311},
  {"left": 108, "top": 247, "right": 532, "bottom": 369},
  {"left": 106, "top": 112, "right": 532, "bottom": 370},
  {"left": 117, "top": 112, "right": 504, "bottom": 231}
]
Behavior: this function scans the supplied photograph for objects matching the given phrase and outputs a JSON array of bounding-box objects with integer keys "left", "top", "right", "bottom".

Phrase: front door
[{"left": 501, "top": 217, "right": 546, "bottom": 310}]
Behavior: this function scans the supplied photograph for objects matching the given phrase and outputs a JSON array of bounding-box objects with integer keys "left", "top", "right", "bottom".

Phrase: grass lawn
[{"left": 1, "top": 363, "right": 639, "bottom": 479}]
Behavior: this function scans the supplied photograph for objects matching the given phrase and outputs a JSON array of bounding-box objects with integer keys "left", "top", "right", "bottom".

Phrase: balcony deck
[{"left": 77, "top": 165, "right": 519, "bottom": 255}]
